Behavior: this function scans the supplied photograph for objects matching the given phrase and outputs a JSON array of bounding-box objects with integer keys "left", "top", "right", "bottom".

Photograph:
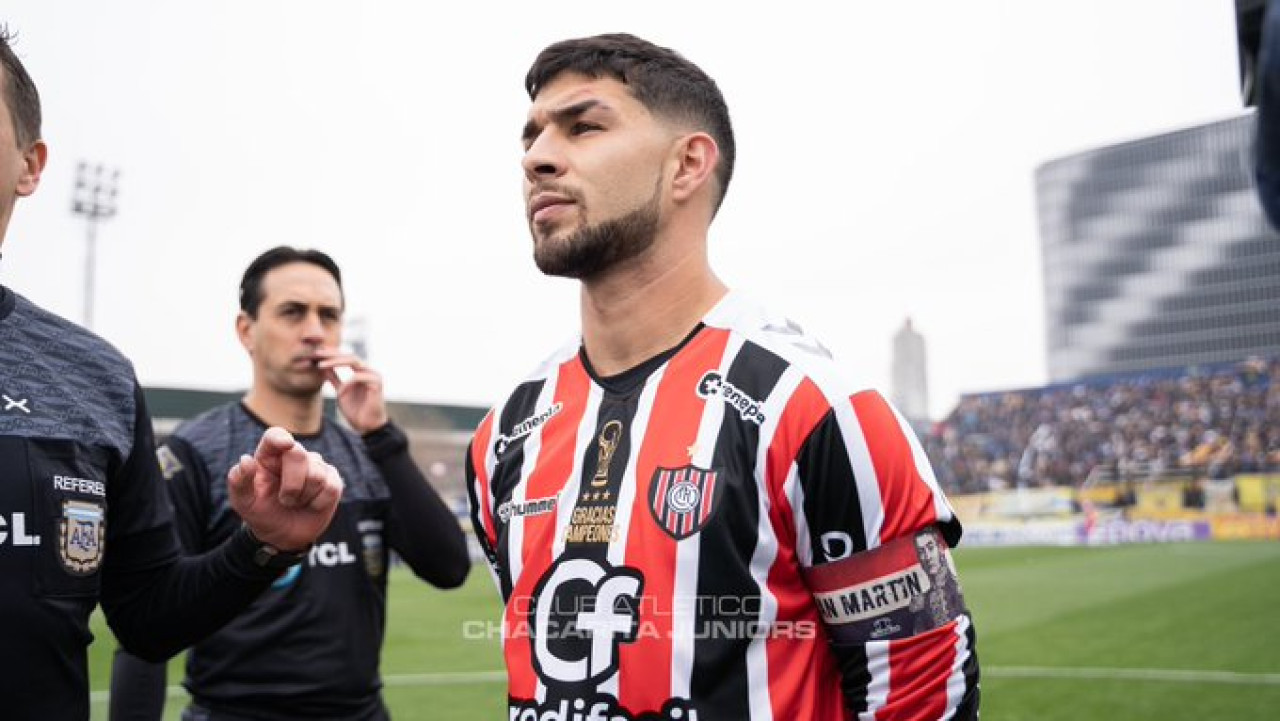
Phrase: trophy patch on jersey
[
  {"left": 58, "top": 499, "right": 105, "bottom": 575},
  {"left": 648, "top": 465, "right": 724, "bottom": 541}
]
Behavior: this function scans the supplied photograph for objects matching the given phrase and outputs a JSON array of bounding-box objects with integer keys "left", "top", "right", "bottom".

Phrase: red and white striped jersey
[{"left": 466, "top": 292, "right": 979, "bottom": 721}]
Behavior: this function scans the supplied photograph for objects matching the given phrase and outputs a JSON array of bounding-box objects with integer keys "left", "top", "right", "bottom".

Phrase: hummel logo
[
  {"left": 763, "top": 320, "right": 831, "bottom": 358},
  {"left": 3, "top": 395, "right": 30, "bottom": 414}
]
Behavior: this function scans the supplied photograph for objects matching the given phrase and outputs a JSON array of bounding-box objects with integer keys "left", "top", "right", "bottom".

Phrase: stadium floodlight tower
[{"left": 70, "top": 161, "right": 120, "bottom": 331}]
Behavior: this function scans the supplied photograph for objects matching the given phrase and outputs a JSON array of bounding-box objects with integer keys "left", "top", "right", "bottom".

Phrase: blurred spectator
[
  {"left": 1182, "top": 479, "right": 1206, "bottom": 509},
  {"left": 925, "top": 357, "right": 1280, "bottom": 493}
]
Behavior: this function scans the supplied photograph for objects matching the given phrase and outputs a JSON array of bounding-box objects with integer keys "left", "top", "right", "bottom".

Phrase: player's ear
[
  {"left": 16, "top": 140, "right": 47, "bottom": 197},
  {"left": 670, "top": 132, "right": 718, "bottom": 204},
  {"left": 235, "top": 311, "right": 255, "bottom": 354}
]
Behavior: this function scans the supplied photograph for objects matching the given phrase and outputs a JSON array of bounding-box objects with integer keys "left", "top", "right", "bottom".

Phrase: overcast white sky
[{"left": 1, "top": 1, "right": 1245, "bottom": 418}]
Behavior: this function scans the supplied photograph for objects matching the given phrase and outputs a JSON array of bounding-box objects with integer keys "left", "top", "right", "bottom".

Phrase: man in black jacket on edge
[
  {"left": 110, "top": 246, "right": 470, "bottom": 720},
  {"left": 0, "top": 28, "right": 345, "bottom": 721}
]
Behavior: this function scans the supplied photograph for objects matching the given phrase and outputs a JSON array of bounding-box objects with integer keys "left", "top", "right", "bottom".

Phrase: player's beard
[{"left": 533, "top": 179, "right": 661, "bottom": 280}]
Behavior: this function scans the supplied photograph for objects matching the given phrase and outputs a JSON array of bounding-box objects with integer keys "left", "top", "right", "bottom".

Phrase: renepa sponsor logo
[
  {"left": 496, "top": 402, "right": 564, "bottom": 456},
  {"left": 696, "top": 372, "right": 765, "bottom": 425}
]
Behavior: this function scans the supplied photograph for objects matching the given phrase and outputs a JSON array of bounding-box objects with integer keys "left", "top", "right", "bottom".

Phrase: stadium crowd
[{"left": 925, "top": 357, "right": 1280, "bottom": 494}]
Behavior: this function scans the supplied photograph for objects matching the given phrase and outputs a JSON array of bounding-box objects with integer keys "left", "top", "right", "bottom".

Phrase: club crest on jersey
[
  {"left": 58, "top": 499, "right": 105, "bottom": 575},
  {"left": 648, "top": 465, "right": 724, "bottom": 541}
]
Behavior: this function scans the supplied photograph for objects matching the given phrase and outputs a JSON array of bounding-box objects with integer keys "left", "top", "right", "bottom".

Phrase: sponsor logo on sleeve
[
  {"left": 696, "top": 372, "right": 766, "bottom": 424},
  {"left": 498, "top": 495, "right": 559, "bottom": 524},
  {"left": 819, "top": 531, "right": 854, "bottom": 561},
  {"left": 496, "top": 402, "right": 564, "bottom": 457}
]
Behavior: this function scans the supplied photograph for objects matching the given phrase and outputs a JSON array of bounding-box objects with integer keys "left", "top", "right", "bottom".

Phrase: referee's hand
[{"left": 226, "top": 427, "right": 344, "bottom": 552}]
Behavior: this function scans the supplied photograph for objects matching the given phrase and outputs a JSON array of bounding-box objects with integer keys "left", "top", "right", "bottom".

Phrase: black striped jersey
[
  {"left": 159, "top": 404, "right": 395, "bottom": 720},
  {"left": 467, "top": 292, "right": 980, "bottom": 721},
  {"left": 0, "top": 287, "right": 172, "bottom": 719},
  {"left": 0, "top": 287, "right": 291, "bottom": 720},
  {"left": 110, "top": 404, "right": 471, "bottom": 721}
]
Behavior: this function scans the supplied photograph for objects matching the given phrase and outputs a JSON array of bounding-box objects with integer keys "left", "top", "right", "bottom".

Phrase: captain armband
[{"left": 801, "top": 525, "right": 968, "bottom": 644}]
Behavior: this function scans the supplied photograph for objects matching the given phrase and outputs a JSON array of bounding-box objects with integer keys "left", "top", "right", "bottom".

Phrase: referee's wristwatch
[{"left": 243, "top": 525, "right": 310, "bottom": 570}]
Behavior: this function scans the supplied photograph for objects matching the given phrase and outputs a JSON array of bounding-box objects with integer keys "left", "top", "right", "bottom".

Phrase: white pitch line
[{"left": 89, "top": 665, "right": 1280, "bottom": 704}]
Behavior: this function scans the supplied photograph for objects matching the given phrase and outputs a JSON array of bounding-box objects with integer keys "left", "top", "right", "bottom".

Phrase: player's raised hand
[
  {"left": 314, "top": 348, "right": 389, "bottom": 435},
  {"left": 227, "top": 426, "right": 343, "bottom": 551}
]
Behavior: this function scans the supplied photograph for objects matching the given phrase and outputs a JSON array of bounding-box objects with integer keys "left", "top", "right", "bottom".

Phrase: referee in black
[
  {"left": 110, "top": 247, "right": 471, "bottom": 720},
  {"left": 0, "top": 28, "right": 345, "bottom": 720}
]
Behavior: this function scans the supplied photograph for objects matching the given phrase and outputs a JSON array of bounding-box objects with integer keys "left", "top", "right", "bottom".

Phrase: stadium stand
[{"left": 924, "top": 356, "right": 1280, "bottom": 495}]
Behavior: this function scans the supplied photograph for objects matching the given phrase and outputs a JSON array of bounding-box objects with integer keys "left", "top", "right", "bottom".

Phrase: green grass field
[{"left": 86, "top": 541, "right": 1280, "bottom": 720}]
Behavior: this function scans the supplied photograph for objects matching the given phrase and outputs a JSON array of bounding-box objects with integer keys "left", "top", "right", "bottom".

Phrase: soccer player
[
  {"left": 0, "top": 28, "right": 344, "bottom": 720},
  {"left": 466, "top": 34, "right": 980, "bottom": 719},
  {"left": 110, "top": 247, "right": 471, "bottom": 720}
]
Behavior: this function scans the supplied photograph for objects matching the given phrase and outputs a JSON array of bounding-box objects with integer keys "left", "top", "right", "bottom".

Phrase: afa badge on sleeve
[{"left": 58, "top": 499, "right": 105, "bottom": 575}]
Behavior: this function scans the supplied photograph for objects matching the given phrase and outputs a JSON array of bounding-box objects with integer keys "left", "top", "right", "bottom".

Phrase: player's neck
[
  {"left": 242, "top": 386, "right": 324, "bottom": 435},
  {"left": 579, "top": 241, "right": 726, "bottom": 377}
]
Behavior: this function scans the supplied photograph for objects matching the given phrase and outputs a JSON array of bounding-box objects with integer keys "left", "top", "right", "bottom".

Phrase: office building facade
[{"left": 1036, "top": 113, "right": 1280, "bottom": 381}]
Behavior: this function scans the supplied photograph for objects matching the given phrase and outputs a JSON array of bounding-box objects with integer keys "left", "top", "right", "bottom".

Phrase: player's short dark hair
[
  {"left": 525, "top": 33, "right": 736, "bottom": 214},
  {"left": 0, "top": 26, "right": 43, "bottom": 148},
  {"left": 239, "top": 246, "right": 343, "bottom": 318}
]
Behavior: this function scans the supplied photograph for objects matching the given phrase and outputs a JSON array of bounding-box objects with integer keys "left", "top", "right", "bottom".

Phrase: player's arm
[
  {"left": 107, "top": 436, "right": 213, "bottom": 721},
  {"left": 785, "top": 388, "right": 977, "bottom": 718},
  {"left": 318, "top": 351, "right": 470, "bottom": 586},
  {"left": 1258, "top": 0, "right": 1280, "bottom": 230},
  {"left": 100, "top": 383, "right": 342, "bottom": 663},
  {"left": 159, "top": 436, "right": 216, "bottom": 554},
  {"left": 365, "top": 422, "right": 470, "bottom": 588},
  {"left": 463, "top": 412, "right": 508, "bottom": 599}
]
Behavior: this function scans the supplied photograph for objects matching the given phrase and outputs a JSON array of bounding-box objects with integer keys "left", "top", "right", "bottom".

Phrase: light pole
[{"left": 70, "top": 162, "right": 120, "bottom": 331}]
